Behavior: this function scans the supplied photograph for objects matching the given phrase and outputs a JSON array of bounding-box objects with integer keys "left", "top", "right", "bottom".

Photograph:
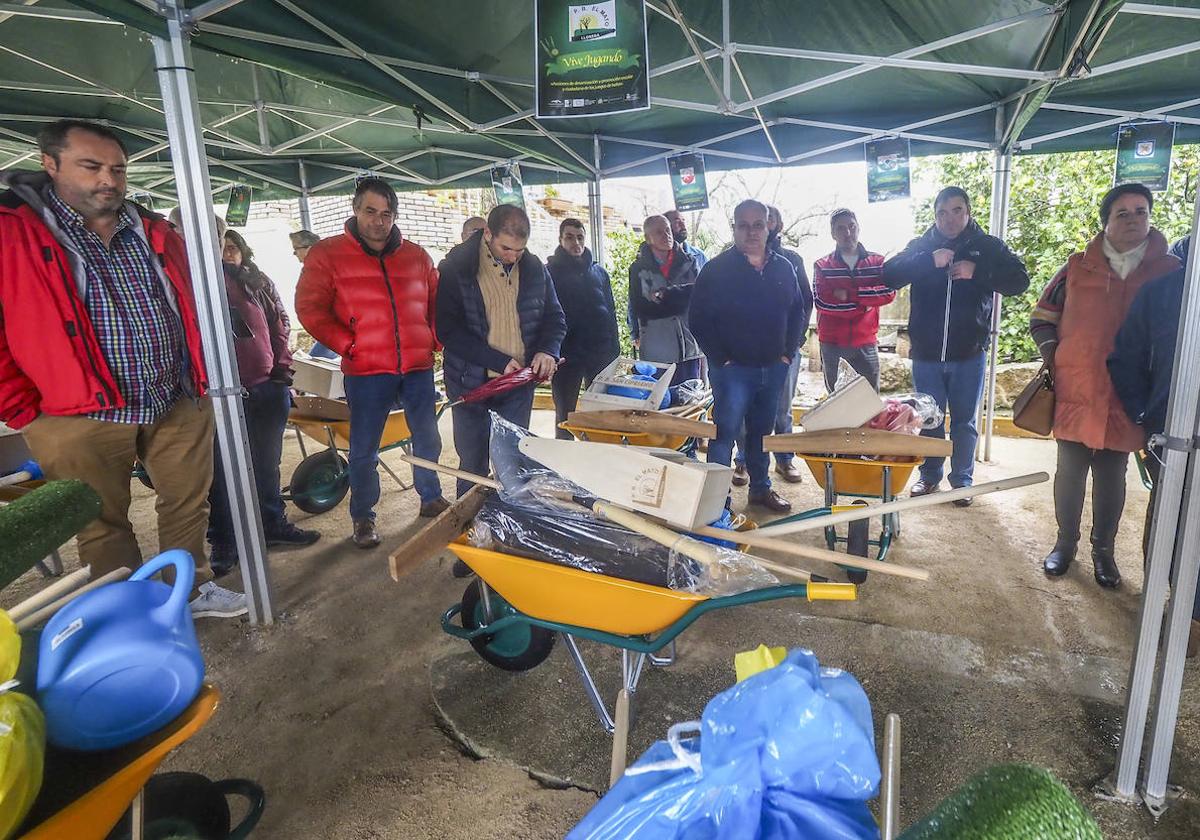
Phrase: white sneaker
[{"left": 189, "top": 582, "right": 249, "bottom": 619}]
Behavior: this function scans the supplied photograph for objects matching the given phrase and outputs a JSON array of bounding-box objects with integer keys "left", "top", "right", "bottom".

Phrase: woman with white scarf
[{"left": 1030, "top": 184, "right": 1181, "bottom": 589}]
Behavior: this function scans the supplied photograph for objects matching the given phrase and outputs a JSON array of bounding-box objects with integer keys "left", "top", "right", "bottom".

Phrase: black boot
[
  {"left": 1043, "top": 541, "right": 1076, "bottom": 577},
  {"left": 1092, "top": 545, "right": 1122, "bottom": 589}
]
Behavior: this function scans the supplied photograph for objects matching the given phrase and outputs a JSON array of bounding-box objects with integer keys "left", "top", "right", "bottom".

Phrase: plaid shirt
[{"left": 47, "top": 189, "right": 185, "bottom": 424}]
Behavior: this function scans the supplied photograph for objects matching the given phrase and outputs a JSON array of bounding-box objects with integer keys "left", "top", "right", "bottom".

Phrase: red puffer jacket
[
  {"left": 295, "top": 222, "right": 439, "bottom": 376},
  {"left": 0, "top": 173, "right": 208, "bottom": 430}
]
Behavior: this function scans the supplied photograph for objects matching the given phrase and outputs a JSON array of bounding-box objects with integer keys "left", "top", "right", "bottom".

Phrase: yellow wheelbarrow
[
  {"left": 557, "top": 401, "right": 712, "bottom": 454},
  {"left": 19, "top": 684, "right": 264, "bottom": 840},
  {"left": 440, "top": 536, "right": 855, "bottom": 733},
  {"left": 285, "top": 396, "right": 448, "bottom": 514}
]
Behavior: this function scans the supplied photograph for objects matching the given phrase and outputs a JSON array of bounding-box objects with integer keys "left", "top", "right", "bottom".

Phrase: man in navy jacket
[
  {"left": 689, "top": 199, "right": 806, "bottom": 513},
  {"left": 883, "top": 186, "right": 1028, "bottom": 503}
]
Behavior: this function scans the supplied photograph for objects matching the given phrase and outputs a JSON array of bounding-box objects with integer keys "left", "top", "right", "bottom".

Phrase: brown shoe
[
  {"left": 775, "top": 461, "right": 804, "bottom": 484},
  {"left": 419, "top": 497, "right": 451, "bottom": 518},
  {"left": 748, "top": 488, "right": 792, "bottom": 513},
  {"left": 731, "top": 464, "right": 749, "bottom": 487},
  {"left": 352, "top": 517, "right": 380, "bottom": 549}
]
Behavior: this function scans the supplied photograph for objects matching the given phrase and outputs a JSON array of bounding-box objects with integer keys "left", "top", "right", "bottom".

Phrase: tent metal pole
[
  {"left": 297, "top": 160, "right": 312, "bottom": 230},
  {"left": 589, "top": 134, "right": 604, "bottom": 267},
  {"left": 982, "top": 142, "right": 1012, "bottom": 463},
  {"left": 1140, "top": 192, "right": 1200, "bottom": 811},
  {"left": 721, "top": 0, "right": 731, "bottom": 101},
  {"left": 1109, "top": 187, "right": 1200, "bottom": 800},
  {"left": 152, "top": 0, "right": 274, "bottom": 625}
]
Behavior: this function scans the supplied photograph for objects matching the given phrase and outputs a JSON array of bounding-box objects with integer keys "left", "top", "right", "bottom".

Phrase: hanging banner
[
  {"left": 535, "top": 0, "right": 651, "bottom": 119},
  {"left": 225, "top": 184, "right": 252, "bottom": 227},
  {"left": 667, "top": 152, "right": 709, "bottom": 212},
  {"left": 491, "top": 163, "right": 525, "bottom": 209},
  {"left": 1114, "top": 121, "right": 1176, "bottom": 192},
  {"left": 865, "top": 138, "right": 911, "bottom": 203}
]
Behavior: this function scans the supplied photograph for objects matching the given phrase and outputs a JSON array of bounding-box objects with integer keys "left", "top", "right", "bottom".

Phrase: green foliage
[
  {"left": 914, "top": 146, "right": 1198, "bottom": 363},
  {"left": 604, "top": 227, "right": 643, "bottom": 357}
]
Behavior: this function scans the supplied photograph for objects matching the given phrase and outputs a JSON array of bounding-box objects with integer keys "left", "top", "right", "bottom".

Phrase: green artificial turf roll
[
  {"left": 0, "top": 480, "right": 101, "bottom": 590},
  {"left": 899, "top": 763, "right": 1103, "bottom": 840}
]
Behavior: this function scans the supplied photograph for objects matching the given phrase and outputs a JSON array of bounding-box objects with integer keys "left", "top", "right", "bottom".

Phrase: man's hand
[
  {"left": 632, "top": 338, "right": 640, "bottom": 350},
  {"left": 503, "top": 359, "right": 522, "bottom": 375},
  {"left": 651, "top": 289, "right": 665, "bottom": 303},
  {"left": 932, "top": 248, "right": 955, "bottom": 269},
  {"left": 530, "top": 352, "right": 557, "bottom": 380},
  {"left": 949, "top": 260, "right": 976, "bottom": 281},
  {"left": 780, "top": 356, "right": 791, "bottom": 365},
  {"left": 833, "top": 288, "right": 849, "bottom": 302}
]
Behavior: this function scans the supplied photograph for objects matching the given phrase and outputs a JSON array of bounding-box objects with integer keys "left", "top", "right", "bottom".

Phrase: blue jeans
[
  {"left": 451, "top": 384, "right": 535, "bottom": 497},
  {"left": 735, "top": 353, "right": 801, "bottom": 468},
  {"left": 344, "top": 369, "right": 443, "bottom": 517},
  {"left": 912, "top": 353, "right": 986, "bottom": 488},
  {"left": 709, "top": 362, "right": 789, "bottom": 493},
  {"left": 208, "top": 379, "right": 291, "bottom": 546}
]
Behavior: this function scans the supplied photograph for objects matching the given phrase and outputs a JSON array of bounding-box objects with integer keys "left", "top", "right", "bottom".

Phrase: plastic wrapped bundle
[
  {"left": 483, "top": 413, "right": 777, "bottom": 596},
  {"left": 866, "top": 392, "right": 944, "bottom": 434},
  {"left": 569, "top": 649, "right": 880, "bottom": 839}
]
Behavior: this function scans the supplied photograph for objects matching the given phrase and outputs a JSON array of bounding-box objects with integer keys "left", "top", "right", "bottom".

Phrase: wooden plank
[
  {"left": 520, "top": 438, "right": 731, "bottom": 529},
  {"left": 387, "top": 485, "right": 491, "bottom": 581},
  {"left": 764, "top": 428, "right": 953, "bottom": 458},
  {"left": 566, "top": 409, "right": 715, "bottom": 439}
]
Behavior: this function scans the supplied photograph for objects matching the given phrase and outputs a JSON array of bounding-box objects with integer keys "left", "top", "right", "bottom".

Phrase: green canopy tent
[{"left": 2, "top": 0, "right": 1199, "bottom": 815}]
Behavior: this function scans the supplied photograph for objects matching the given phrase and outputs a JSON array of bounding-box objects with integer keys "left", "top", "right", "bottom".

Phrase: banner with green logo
[
  {"left": 667, "top": 152, "right": 709, "bottom": 212},
  {"left": 865, "top": 138, "right": 911, "bottom": 203},
  {"left": 1115, "top": 121, "right": 1175, "bottom": 192},
  {"left": 491, "top": 163, "right": 525, "bottom": 209},
  {"left": 225, "top": 184, "right": 252, "bottom": 227},
  {"left": 535, "top": 0, "right": 650, "bottom": 118}
]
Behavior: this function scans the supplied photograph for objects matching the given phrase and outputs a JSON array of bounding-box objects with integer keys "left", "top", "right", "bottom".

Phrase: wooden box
[
  {"left": 578, "top": 357, "right": 675, "bottom": 413},
  {"left": 799, "top": 375, "right": 884, "bottom": 432},
  {"left": 292, "top": 355, "right": 345, "bottom": 400}
]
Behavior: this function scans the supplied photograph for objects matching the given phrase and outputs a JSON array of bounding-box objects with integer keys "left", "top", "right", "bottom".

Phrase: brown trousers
[{"left": 21, "top": 398, "right": 215, "bottom": 590}]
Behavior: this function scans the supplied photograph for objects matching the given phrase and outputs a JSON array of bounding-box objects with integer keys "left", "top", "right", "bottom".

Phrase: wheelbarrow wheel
[
  {"left": 460, "top": 579, "right": 556, "bottom": 672},
  {"left": 289, "top": 451, "right": 349, "bottom": 514},
  {"left": 844, "top": 500, "right": 870, "bottom": 584}
]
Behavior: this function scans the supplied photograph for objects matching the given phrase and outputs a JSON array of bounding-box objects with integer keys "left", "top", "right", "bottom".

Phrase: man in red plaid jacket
[{"left": 812, "top": 208, "right": 894, "bottom": 391}]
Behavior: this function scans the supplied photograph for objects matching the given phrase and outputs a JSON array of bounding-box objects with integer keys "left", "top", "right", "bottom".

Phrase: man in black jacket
[
  {"left": 437, "top": 204, "right": 566, "bottom": 498},
  {"left": 690, "top": 199, "right": 806, "bottom": 513},
  {"left": 547, "top": 217, "right": 620, "bottom": 438},
  {"left": 884, "top": 187, "right": 1028, "bottom": 503}
]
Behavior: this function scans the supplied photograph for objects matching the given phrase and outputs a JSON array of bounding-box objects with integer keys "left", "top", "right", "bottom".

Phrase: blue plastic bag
[{"left": 569, "top": 649, "right": 881, "bottom": 839}]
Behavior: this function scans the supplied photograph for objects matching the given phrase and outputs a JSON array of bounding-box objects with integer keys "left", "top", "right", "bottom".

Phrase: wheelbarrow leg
[
  {"left": 562, "top": 634, "right": 616, "bottom": 733},
  {"left": 293, "top": 425, "right": 308, "bottom": 459},
  {"left": 130, "top": 787, "right": 145, "bottom": 840},
  {"left": 648, "top": 640, "right": 676, "bottom": 667},
  {"left": 378, "top": 455, "right": 413, "bottom": 492}
]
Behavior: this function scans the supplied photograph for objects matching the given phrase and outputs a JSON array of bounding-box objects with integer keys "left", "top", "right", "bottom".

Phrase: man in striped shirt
[
  {"left": 812, "top": 209, "right": 893, "bottom": 391},
  {"left": 0, "top": 120, "right": 246, "bottom": 619}
]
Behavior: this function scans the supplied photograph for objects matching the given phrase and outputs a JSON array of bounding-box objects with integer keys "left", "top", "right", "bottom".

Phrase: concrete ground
[{"left": 5, "top": 406, "right": 1199, "bottom": 838}]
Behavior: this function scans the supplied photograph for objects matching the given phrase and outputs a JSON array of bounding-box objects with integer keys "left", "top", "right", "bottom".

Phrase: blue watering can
[{"left": 36, "top": 549, "right": 205, "bottom": 751}]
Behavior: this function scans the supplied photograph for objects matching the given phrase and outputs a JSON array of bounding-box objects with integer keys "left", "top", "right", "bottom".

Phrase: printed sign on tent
[
  {"left": 865, "top": 137, "right": 911, "bottom": 203},
  {"left": 667, "top": 152, "right": 709, "bottom": 212},
  {"left": 225, "top": 184, "right": 252, "bottom": 227},
  {"left": 535, "top": 0, "right": 650, "bottom": 118},
  {"left": 491, "top": 162, "right": 525, "bottom": 209},
  {"left": 1114, "top": 121, "right": 1176, "bottom": 192}
]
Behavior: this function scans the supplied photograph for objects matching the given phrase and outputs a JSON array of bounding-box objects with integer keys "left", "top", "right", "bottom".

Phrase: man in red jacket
[
  {"left": 0, "top": 119, "right": 245, "bottom": 618},
  {"left": 812, "top": 209, "right": 894, "bottom": 392},
  {"left": 296, "top": 177, "right": 447, "bottom": 549}
]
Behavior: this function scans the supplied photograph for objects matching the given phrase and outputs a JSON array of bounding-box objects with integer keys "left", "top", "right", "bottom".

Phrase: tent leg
[
  {"left": 588, "top": 134, "right": 604, "bottom": 265},
  {"left": 1138, "top": 191, "right": 1200, "bottom": 810},
  {"left": 152, "top": 0, "right": 274, "bottom": 625},
  {"left": 1108, "top": 184, "right": 1200, "bottom": 803},
  {"left": 297, "top": 160, "right": 313, "bottom": 231},
  {"left": 981, "top": 147, "right": 1011, "bottom": 463}
]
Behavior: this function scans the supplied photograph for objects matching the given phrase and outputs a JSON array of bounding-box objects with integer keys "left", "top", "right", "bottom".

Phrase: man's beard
[{"left": 673, "top": 228, "right": 687, "bottom": 243}]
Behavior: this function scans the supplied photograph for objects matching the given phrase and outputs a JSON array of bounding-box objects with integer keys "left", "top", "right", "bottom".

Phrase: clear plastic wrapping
[
  {"left": 866, "top": 392, "right": 944, "bottom": 434},
  {"left": 668, "top": 378, "right": 708, "bottom": 408},
  {"left": 481, "top": 413, "right": 777, "bottom": 596}
]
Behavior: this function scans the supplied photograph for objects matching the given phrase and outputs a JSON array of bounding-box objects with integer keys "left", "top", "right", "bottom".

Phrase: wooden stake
[
  {"left": 765, "top": 427, "right": 953, "bottom": 458},
  {"left": 609, "top": 688, "right": 631, "bottom": 787},
  {"left": 567, "top": 409, "right": 715, "bottom": 439},
  {"left": 401, "top": 455, "right": 502, "bottom": 489},
  {"left": 754, "top": 472, "right": 1049, "bottom": 537},
  {"left": 387, "top": 484, "right": 492, "bottom": 580}
]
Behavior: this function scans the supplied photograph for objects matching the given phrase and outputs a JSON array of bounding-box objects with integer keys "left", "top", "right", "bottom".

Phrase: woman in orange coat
[{"left": 1030, "top": 183, "right": 1180, "bottom": 588}]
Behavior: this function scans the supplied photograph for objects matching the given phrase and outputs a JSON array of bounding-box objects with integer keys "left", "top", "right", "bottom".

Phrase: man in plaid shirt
[{"left": 0, "top": 120, "right": 246, "bottom": 618}]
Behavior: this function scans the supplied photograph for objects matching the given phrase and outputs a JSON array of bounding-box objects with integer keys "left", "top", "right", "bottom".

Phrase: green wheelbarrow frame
[{"left": 440, "top": 580, "right": 817, "bottom": 733}]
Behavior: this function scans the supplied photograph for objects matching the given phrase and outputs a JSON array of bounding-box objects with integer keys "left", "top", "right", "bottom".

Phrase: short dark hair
[
  {"left": 487, "top": 204, "right": 530, "bottom": 238},
  {"left": 1100, "top": 183, "right": 1154, "bottom": 227},
  {"left": 353, "top": 177, "right": 398, "bottom": 214},
  {"left": 559, "top": 217, "right": 586, "bottom": 236},
  {"left": 732, "top": 198, "right": 768, "bottom": 222},
  {"left": 38, "top": 119, "right": 128, "bottom": 161},
  {"left": 829, "top": 208, "right": 857, "bottom": 227},
  {"left": 934, "top": 186, "right": 971, "bottom": 212}
]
